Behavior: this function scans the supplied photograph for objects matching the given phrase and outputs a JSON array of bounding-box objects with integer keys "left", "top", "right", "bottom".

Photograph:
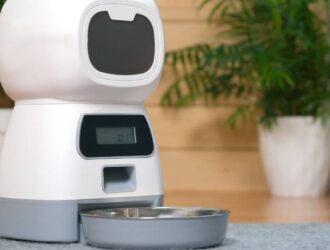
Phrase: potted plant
[
  {"left": 0, "top": 0, "right": 14, "bottom": 150},
  {"left": 162, "top": 0, "right": 330, "bottom": 197}
]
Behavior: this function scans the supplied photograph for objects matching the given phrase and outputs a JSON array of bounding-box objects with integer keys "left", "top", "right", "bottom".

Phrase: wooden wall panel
[
  {"left": 163, "top": 22, "right": 218, "bottom": 51},
  {"left": 157, "top": 0, "right": 211, "bottom": 21},
  {"left": 161, "top": 150, "right": 267, "bottom": 193},
  {"left": 148, "top": 106, "right": 258, "bottom": 149},
  {"left": 147, "top": 0, "right": 268, "bottom": 193}
]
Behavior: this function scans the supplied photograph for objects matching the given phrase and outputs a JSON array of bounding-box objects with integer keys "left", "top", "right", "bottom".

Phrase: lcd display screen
[
  {"left": 96, "top": 127, "right": 137, "bottom": 145},
  {"left": 80, "top": 115, "right": 154, "bottom": 157}
]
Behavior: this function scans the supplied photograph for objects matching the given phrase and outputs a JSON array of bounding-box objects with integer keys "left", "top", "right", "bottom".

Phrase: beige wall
[{"left": 150, "top": 0, "right": 268, "bottom": 193}]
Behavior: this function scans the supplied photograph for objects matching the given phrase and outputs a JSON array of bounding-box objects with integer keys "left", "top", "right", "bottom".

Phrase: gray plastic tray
[{"left": 80, "top": 207, "right": 230, "bottom": 249}]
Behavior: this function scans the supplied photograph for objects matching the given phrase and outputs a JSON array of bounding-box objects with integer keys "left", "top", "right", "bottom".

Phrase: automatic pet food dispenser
[
  {"left": 0, "top": 0, "right": 164, "bottom": 242},
  {"left": 0, "top": 0, "right": 230, "bottom": 248}
]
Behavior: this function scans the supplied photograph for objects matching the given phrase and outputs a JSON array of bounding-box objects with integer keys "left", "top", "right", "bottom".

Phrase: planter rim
[
  {"left": 258, "top": 116, "right": 319, "bottom": 126},
  {"left": 258, "top": 116, "right": 329, "bottom": 132},
  {"left": 276, "top": 116, "right": 315, "bottom": 120}
]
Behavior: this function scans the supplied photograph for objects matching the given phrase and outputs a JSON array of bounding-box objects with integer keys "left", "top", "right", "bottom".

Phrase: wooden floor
[{"left": 165, "top": 191, "right": 330, "bottom": 223}]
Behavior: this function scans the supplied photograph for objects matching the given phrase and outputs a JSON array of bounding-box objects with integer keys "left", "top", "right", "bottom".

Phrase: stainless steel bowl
[{"left": 80, "top": 207, "right": 230, "bottom": 249}]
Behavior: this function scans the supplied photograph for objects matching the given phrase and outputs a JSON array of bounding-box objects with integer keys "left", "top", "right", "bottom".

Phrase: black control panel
[{"left": 79, "top": 115, "right": 154, "bottom": 158}]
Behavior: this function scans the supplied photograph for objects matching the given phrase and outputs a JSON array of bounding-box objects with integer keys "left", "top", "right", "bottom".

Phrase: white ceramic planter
[
  {"left": 0, "top": 109, "right": 12, "bottom": 152},
  {"left": 259, "top": 117, "right": 330, "bottom": 198}
]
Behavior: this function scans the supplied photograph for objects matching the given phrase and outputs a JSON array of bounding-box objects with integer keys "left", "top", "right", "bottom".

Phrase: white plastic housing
[
  {"left": 0, "top": 0, "right": 164, "bottom": 201},
  {"left": 0, "top": 0, "right": 164, "bottom": 104}
]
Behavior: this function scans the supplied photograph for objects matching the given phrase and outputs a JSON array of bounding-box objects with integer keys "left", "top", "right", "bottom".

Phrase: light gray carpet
[{"left": 0, "top": 224, "right": 329, "bottom": 250}]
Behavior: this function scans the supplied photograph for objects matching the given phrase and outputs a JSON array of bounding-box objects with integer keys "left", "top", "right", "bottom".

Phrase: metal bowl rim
[{"left": 80, "top": 207, "right": 231, "bottom": 221}]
